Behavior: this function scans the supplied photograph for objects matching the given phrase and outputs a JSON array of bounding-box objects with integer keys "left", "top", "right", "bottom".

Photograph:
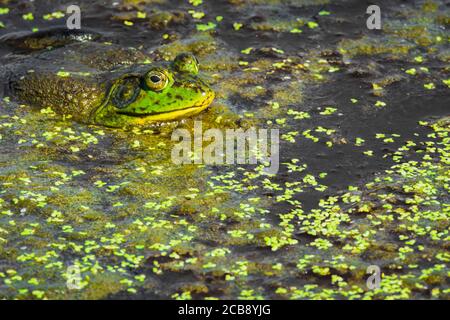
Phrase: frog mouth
[
  {"left": 116, "top": 94, "right": 215, "bottom": 121},
  {"left": 92, "top": 88, "right": 214, "bottom": 127},
  {"left": 117, "top": 104, "right": 208, "bottom": 121}
]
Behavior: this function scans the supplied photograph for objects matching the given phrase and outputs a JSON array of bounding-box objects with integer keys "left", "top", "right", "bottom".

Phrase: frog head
[{"left": 92, "top": 53, "right": 215, "bottom": 127}]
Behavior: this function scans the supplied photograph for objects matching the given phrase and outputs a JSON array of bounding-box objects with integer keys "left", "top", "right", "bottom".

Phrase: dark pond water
[{"left": 0, "top": 0, "right": 448, "bottom": 300}]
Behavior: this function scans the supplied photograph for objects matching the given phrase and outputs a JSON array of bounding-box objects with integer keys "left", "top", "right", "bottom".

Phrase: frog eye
[
  {"left": 145, "top": 70, "right": 168, "bottom": 91},
  {"left": 111, "top": 77, "right": 141, "bottom": 109}
]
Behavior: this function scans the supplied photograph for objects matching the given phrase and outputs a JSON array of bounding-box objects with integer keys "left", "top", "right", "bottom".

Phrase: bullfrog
[{"left": 0, "top": 28, "right": 215, "bottom": 128}]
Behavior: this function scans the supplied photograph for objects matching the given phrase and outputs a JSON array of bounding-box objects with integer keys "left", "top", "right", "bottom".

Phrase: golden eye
[{"left": 145, "top": 70, "right": 168, "bottom": 91}]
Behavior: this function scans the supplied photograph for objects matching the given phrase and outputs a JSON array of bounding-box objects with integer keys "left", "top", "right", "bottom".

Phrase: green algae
[{"left": 0, "top": 0, "right": 449, "bottom": 300}]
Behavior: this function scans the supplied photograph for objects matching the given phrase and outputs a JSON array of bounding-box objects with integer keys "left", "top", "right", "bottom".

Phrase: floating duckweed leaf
[
  {"left": 375, "top": 100, "right": 387, "bottom": 107},
  {"left": 307, "top": 21, "right": 319, "bottom": 29},
  {"left": 424, "top": 82, "right": 435, "bottom": 90},
  {"left": 272, "top": 47, "right": 284, "bottom": 54},
  {"left": 0, "top": 0, "right": 448, "bottom": 301},
  {"left": 414, "top": 55, "right": 424, "bottom": 63},
  {"left": 32, "top": 290, "right": 45, "bottom": 299},
  {"left": 43, "top": 11, "right": 65, "bottom": 20},
  {"left": 136, "top": 11, "right": 146, "bottom": 19},
  {"left": 56, "top": 71, "right": 70, "bottom": 77},
  {"left": 290, "top": 28, "right": 302, "bottom": 33},
  {"left": 405, "top": 68, "right": 416, "bottom": 75},
  {"left": 189, "top": 0, "right": 203, "bottom": 6},
  {"left": 196, "top": 22, "right": 216, "bottom": 31},
  {"left": 355, "top": 137, "right": 365, "bottom": 146},
  {"left": 442, "top": 79, "right": 450, "bottom": 88},
  {"left": 241, "top": 47, "right": 253, "bottom": 54},
  {"left": 22, "top": 13, "right": 34, "bottom": 21},
  {"left": 233, "top": 22, "right": 243, "bottom": 30},
  {"left": 188, "top": 10, "right": 204, "bottom": 19},
  {"left": 320, "top": 107, "right": 337, "bottom": 115}
]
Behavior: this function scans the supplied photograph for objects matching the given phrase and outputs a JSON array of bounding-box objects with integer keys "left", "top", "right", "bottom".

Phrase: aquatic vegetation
[{"left": 0, "top": 0, "right": 448, "bottom": 300}]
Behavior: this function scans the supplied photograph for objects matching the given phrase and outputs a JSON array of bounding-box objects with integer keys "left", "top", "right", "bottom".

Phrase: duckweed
[{"left": 0, "top": 0, "right": 448, "bottom": 301}]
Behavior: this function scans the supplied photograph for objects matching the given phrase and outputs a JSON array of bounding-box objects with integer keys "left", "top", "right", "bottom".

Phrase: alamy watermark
[
  {"left": 66, "top": 263, "right": 83, "bottom": 290},
  {"left": 66, "top": 5, "right": 81, "bottom": 30},
  {"left": 171, "top": 121, "right": 280, "bottom": 174},
  {"left": 366, "top": 5, "right": 381, "bottom": 30},
  {"left": 366, "top": 265, "right": 381, "bottom": 290}
]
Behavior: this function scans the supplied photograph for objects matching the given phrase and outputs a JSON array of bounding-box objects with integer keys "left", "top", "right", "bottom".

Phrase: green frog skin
[{"left": 1, "top": 29, "right": 215, "bottom": 128}]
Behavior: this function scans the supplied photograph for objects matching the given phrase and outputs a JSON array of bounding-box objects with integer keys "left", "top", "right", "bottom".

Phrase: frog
[{"left": 0, "top": 28, "right": 215, "bottom": 128}]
